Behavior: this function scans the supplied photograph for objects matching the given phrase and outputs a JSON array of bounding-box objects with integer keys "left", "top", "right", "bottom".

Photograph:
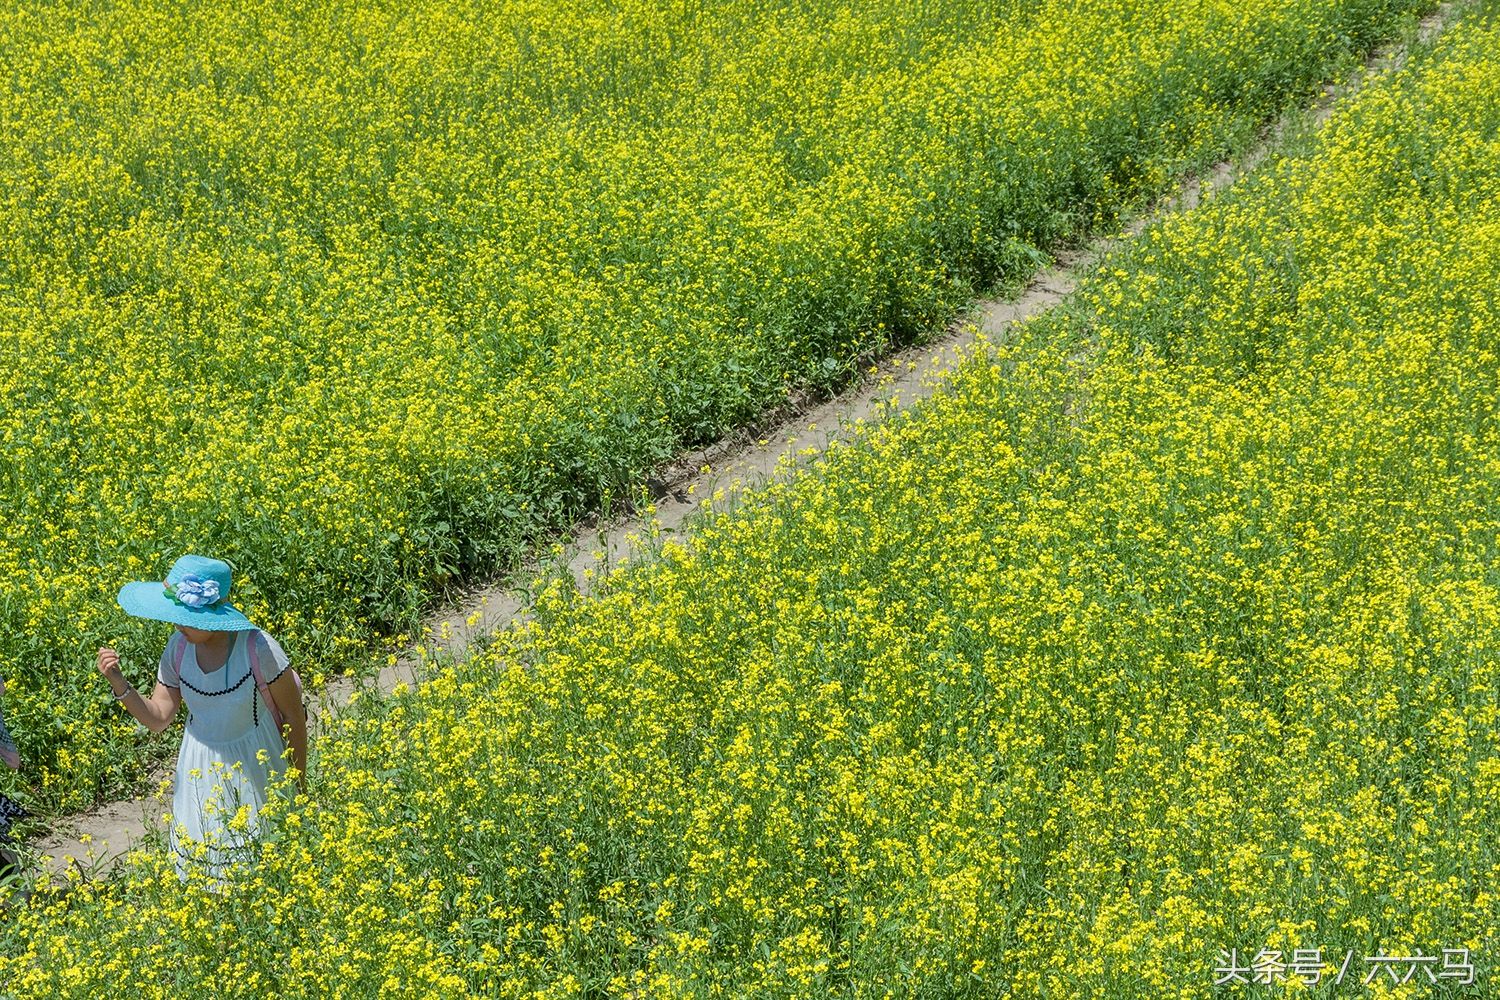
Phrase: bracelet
[{"left": 112, "top": 686, "right": 133, "bottom": 701}]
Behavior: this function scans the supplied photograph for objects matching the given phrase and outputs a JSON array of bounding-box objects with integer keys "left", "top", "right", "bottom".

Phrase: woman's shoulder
[
  {"left": 158, "top": 631, "right": 188, "bottom": 685},
  {"left": 249, "top": 628, "right": 286, "bottom": 652},
  {"left": 246, "top": 629, "right": 290, "bottom": 677}
]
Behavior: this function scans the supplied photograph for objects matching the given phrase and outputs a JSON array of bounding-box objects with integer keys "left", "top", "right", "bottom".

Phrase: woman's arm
[
  {"left": 267, "top": 669, "right": 307, "bottom": 791},
  {"left": 0, "top": 676, "right": 19, "bottom": 770},
  {"left": 97, "top": 647, "right": 181, "bottom": 734}
]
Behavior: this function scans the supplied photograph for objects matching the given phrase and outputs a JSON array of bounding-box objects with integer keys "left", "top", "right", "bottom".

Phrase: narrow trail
[{"left": 29, "top": 1, "right": 1458, "bottom": 881}]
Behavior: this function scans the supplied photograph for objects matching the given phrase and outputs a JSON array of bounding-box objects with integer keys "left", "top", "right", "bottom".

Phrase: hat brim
[{"left": 117, "top": 582, "right": 257, "bottom": 632}]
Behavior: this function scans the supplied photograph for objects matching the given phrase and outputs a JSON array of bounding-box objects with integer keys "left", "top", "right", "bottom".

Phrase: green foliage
[
  {"left": 8, "top": 3, "right": 1500, "bottom": 995},
  {"left": 0, "top": 0, "right": 1435, "bottom": 815}
]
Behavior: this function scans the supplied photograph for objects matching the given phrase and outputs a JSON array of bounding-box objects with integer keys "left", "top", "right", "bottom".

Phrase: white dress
[{"left": 156, "top": 629, "right": 291, "bottom": 881}]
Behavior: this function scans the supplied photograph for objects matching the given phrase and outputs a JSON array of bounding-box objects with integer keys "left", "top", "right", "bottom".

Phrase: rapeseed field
[
  {"left": 4, "top": 2, "right": 1496, "bottom": 995},
  {"left": 0, "top": 0, "right": 1433, "bottom": 809}
]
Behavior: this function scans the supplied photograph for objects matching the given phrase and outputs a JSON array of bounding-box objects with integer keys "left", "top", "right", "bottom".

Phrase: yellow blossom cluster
[
  {"left": 0, "top": 0, "right": 1432, "bottom": 812},
  {"left": 2, "top": 3, "right": 1496, "bottom": 995}
]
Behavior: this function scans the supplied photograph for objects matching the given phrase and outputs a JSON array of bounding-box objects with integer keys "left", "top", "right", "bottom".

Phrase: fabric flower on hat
[{"left": 168, "top": 575, "right": 221, "bottom": 608}]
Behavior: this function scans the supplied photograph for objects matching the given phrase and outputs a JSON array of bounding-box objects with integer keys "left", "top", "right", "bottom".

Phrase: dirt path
[{"left": 29, "top": 1, "right": 1458, "bottom": 882}]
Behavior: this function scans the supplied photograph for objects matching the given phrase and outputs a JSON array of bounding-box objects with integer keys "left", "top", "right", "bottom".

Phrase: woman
[{"left": 96, "top": 554, "right": 306, "bottom": 881}]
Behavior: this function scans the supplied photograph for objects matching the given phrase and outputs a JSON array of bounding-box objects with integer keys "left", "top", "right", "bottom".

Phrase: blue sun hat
[{"left": 117, "top": 554, "right": 257, "bottom": 632}]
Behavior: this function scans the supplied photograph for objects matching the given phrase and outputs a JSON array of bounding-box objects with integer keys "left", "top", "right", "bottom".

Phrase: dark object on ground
[{"left": 0, "top": 791, "right": 28, "bottom": 881}]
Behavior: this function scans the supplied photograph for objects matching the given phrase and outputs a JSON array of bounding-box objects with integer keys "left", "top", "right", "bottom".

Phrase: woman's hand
[
  {"left": 98, "top": 647, "right": 182, "bottom": 734},
  {"left": 97, "top": 647, "right": 127, "bottom": 695}
]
